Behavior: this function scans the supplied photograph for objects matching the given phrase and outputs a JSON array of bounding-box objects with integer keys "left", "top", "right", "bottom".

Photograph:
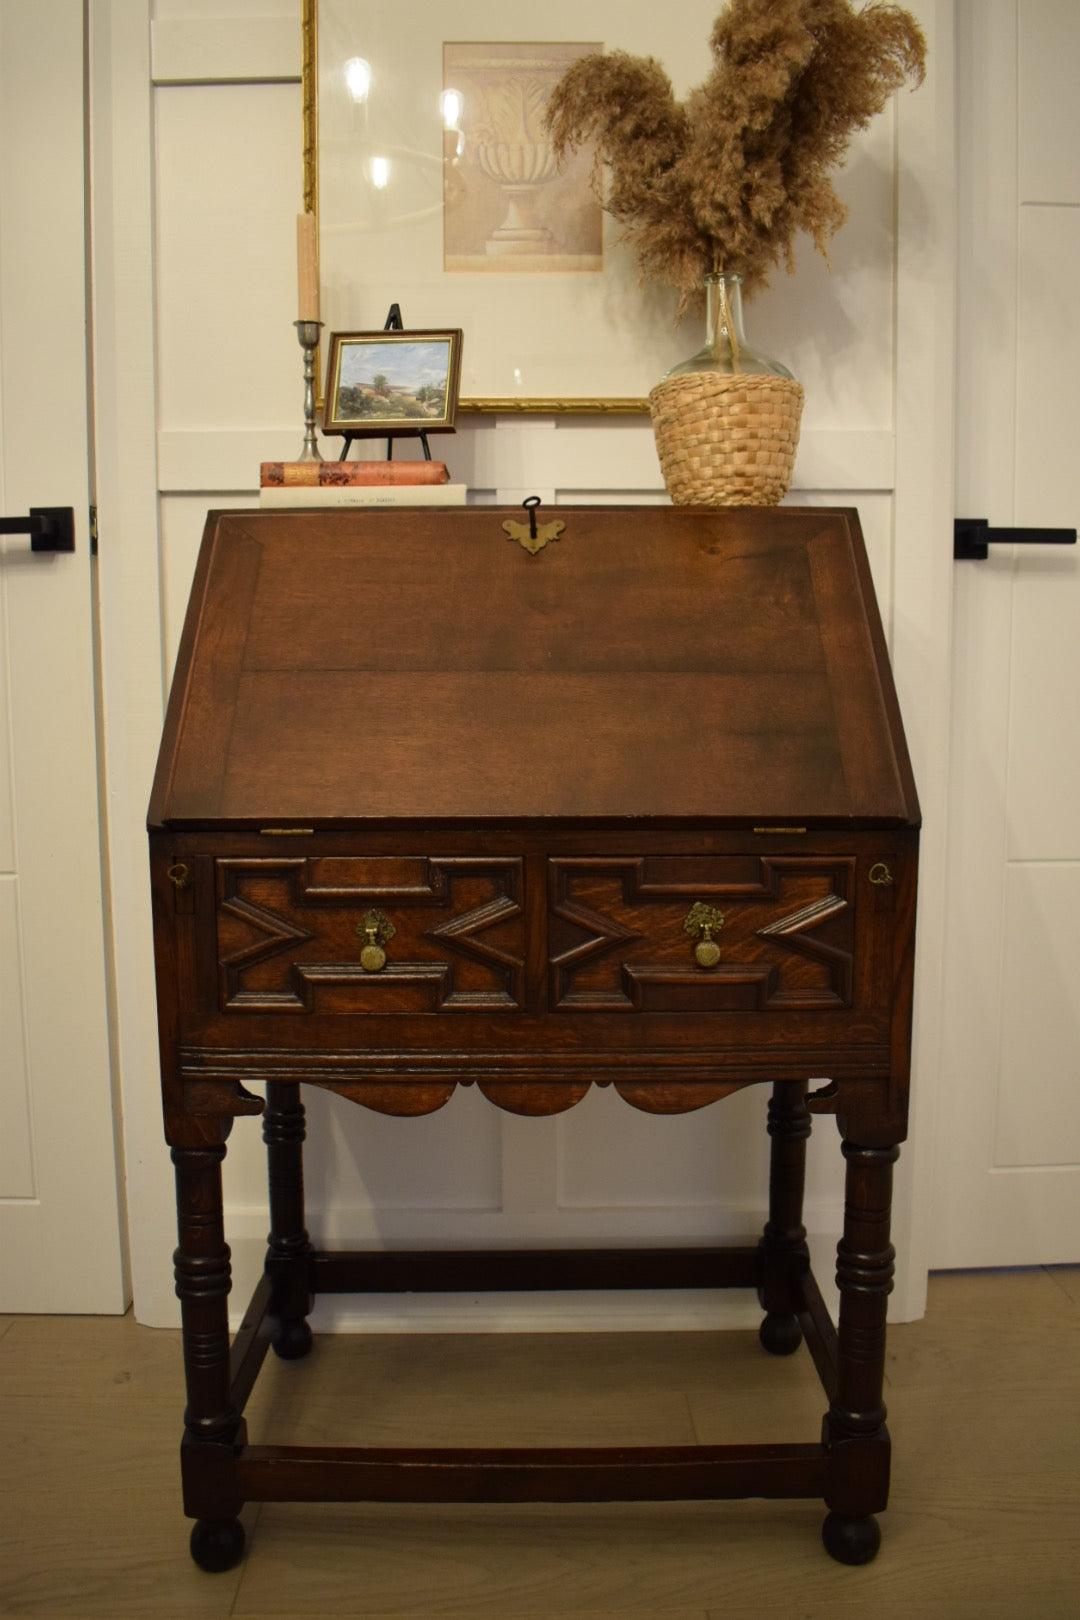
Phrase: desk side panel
[
  {"left": 841, "top": 508, "right": 921, "bottom": 826},
  {"left": 149, "top": 510, "right": 266, "bottom": 829}
]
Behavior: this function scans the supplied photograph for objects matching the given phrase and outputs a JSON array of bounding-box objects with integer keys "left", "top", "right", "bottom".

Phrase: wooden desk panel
[{"left": 151, "top": 507, "right": 913, "bottom": 827}]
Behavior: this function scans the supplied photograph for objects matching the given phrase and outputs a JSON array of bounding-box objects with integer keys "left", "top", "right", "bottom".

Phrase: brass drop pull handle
[
  {"left": 683, "top": 902, "right": 725, "bottom": 969},
  {"left": 357, "top": 909, "right": 396, "bottom": 973}
]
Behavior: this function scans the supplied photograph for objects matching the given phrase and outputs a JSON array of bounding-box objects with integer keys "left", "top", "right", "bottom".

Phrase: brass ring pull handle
[
  {"left": 683, "top": 901, "right": 726, "bottom": 969},
  {"left": 357, "top": 908, "right": 396, "bottom": 973},
  {"left": 869, "top": 863, "right": 894, "bottom": 887},
  {"left": 166, "top": 862, "right": 190, "bottom": 889}
]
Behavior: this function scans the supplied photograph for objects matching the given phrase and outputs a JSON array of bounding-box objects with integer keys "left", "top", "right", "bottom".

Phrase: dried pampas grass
[{"left": 544, "top": 0, "right": 926, "bottom": 311}]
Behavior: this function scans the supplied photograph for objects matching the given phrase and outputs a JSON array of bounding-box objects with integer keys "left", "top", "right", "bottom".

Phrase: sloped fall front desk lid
[{"left": 148, "top": 505, "right": 919, "bottom": 831}]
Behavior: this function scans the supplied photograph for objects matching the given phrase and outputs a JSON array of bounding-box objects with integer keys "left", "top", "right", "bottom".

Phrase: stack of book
[{"left": 259, "top": 460, "right": 467, "bottom": 508}]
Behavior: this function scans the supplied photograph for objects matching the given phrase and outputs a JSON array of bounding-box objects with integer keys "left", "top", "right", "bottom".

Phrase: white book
[{"left": 259, "top": 483, "right": 468, "bottom": 509}]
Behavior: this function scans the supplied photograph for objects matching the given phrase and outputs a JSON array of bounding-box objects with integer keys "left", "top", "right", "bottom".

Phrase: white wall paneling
[
  {"left": 1006, "top": 544, "right": 1080, "bottom": 859},
  {"left": 89, "top": 0, "right": 175, "bottom": 1325},
  {"left": 0, "top": 574, "right": 11, "bottom": 874},
  {"left": 0, "top": 445, "right": 22, "bottom": 1194},
  {"left": 1017, "top": 0, "right": 1080, "bottom": 206},
  {"left": 153, "top": 82, "right": 303, "bottom": 436},
  {"left": 995, "top": 864, "right": 1080, "bottom": 1167},
  {"left": 555, "top": 1085, "right": 845, "bottom": 1244},
  {"left": 91, "top": 1, "right": 955, "bottom": 1327},
  {"left": 882, "top": 0, "right": 956, "bottom": 1320},
  {"left": 151, "top": 15, "right": 300, "bottom": 85},
  {"left": 1014, "top": 205, "right": 1080, "bottom": 533},
  {"left": 156, "top": 423, "right": 895, "bottom": 502},
  {"left": 0, "top": 880, "right": 33, "bottom": 1196},
  {"left": 1005, "top": 205, "right": 1080, "bottom": 854}
]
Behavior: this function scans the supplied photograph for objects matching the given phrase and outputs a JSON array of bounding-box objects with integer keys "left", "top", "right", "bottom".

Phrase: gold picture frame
[
  {"left": 301, "top": 0, "right": 730, "bottom": 414},
  {"left": 322, "top": 327, "right": 463, "bottom": 437},
  {"left": 303, "top": 1, "right": 900, "bottom": 420}
]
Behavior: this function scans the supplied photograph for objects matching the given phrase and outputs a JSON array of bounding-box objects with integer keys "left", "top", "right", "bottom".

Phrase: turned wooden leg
[
  {"left": 264, "top": 1080, "right": 314, "bottom": 1360},
  {"left": 821, "top": 1138, "right": 899, "bottom": 1565},
  {"left": 172, "top": 1142, "right": 246, "bottom": 1572},
  {"left": 758, "top": 1081, "right": 811, "bottom": 1356}
]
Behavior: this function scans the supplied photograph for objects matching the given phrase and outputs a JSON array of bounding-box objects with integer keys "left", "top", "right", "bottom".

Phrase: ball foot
[
  {"left": 271, "top": 1317, "right": 313, "bottom": 1360},
  {"left": 190, "top": 1517, "right": 245, "bottom": 1573},
  {"left": 821, "top": 1511, "right": 881, "bottom": 1565},
  {"left": 759, "top": 1311, "right": 803, "bottom": 1356}
]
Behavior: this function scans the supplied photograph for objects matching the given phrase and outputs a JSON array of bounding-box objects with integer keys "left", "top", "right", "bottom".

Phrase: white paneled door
[
  {"left": 935, "top": 0, "right": 1080, "bottom": 1264},
  {"left": 0, "top": 1, "right": 127, "bottom": 1310}
]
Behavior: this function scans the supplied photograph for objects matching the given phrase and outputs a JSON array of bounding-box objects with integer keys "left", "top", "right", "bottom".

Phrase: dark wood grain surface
[{"left": 149, "top": 507, "right": 917, "bottom": 830}]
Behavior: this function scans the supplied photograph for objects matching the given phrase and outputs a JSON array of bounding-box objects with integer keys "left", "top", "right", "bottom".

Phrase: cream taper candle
[{"left": 297, "top": 212, "right": 319, "bottom": 321}]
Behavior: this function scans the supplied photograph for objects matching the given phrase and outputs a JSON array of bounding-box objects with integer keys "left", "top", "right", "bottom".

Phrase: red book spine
[{"left": 260, "top": 461, "right": 449, "bottom": 488}]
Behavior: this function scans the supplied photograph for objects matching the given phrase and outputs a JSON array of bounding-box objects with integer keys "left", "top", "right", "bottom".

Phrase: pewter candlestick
[{"left": 294, "top": 319, "right": 323, "bottom": 463}]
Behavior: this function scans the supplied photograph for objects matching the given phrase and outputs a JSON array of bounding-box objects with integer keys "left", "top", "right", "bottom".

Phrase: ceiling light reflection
[
  {"left": 345, "top": 56, "right": 372, "bottom": 102},
  {"left": 440, "top": 88, "right": 463, "bottom": 130}
]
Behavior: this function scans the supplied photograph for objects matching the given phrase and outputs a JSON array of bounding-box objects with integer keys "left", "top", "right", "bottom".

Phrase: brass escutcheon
[
  {"left": 502, "top": 497, "right": 565, "bottom": 555},
  {"left": 357, "top": 908, "right": 396, "bottom": 973},
  {"left": 869, "top": 863, "right": 894, "bottom": 887},
  {"left": 683, "top": 901, "right": 726, "bottom": 969},
  {"left": 166, "top": 862, "right": 190, "bottom": 889}
]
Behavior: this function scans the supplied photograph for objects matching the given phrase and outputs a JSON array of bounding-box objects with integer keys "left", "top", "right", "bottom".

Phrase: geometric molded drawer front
[
  {"left": 215, "top": 856, "right": 525, "bottom": 1013},
  {"left": 548, "top": 855, "right": 855, "bottom": 1012}
]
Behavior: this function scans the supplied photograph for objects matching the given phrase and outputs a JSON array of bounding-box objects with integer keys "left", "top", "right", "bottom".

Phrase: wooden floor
[{"left": 1, "top": 1267, "right": 1078, "bottom": 1619}]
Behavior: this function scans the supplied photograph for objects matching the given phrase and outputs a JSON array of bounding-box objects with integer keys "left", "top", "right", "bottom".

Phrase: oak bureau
[{"left": 149, "top": 504, "right": 919, "bottom": 1571}]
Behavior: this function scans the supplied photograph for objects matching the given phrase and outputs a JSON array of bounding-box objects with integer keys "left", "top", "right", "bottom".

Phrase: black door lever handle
[
  {"left": 954, "top": 517, "right": 1077, "bottom": 560},
  {"left": 0, "top": 506, "right": 76, "bottom": 552}
]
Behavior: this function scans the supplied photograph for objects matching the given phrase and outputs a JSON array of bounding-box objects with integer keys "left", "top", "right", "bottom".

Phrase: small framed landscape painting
[{"left": 322, "top": 328, "right": 464, "bottom": 435}]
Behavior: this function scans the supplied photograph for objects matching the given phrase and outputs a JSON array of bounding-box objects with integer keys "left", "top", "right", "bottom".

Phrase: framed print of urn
[{"left": 544, "top": 0, "right": 927, "bottom": 505}]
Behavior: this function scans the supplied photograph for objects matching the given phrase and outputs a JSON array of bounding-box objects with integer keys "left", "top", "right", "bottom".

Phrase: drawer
[
  {"left": 169, "top": 845, "right": 892, "bottom": 1028},
  {"left": 548, "top": 855, "right": 857, "bottom": 1013},
  {"left": 212, "top": 855, "right": 526, "bottom": 1013}
]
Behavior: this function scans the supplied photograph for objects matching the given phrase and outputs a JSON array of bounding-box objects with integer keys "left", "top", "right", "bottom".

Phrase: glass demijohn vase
[
  {"left": 649, "top": 271, "right": 804, "bottom": 507},
  {"left": 665, "top": 272, "right": 794, "bottom": 381}
]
